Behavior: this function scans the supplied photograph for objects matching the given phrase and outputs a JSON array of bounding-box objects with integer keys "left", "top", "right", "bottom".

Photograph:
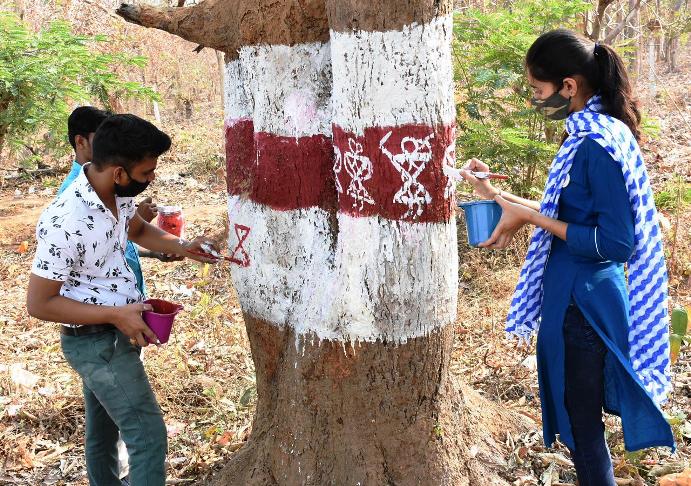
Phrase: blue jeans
[
  {"left": 61, "top": 329, "right": 167, "bottom": 486},
  {"left": 563, "top": 304, "right": 616, "bottom": 486}
]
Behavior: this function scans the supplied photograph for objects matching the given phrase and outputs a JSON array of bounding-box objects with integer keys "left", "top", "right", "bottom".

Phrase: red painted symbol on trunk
[{"left": 230, "top": 224, "right": 251, "bottom": 267}]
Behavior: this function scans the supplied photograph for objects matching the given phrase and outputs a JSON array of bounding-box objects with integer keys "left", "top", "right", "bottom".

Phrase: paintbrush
[{"left": 470, "top": 171, "right": 509, "bottom": 180}]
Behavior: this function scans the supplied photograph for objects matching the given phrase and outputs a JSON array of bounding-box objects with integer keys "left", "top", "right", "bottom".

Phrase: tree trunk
[
  {"left": 590, "top": 0, "right": 616, "bottom": 41},
  {"left": 0, "top": 97, "right": 11, "bottom": 160},
  {"left": 215, "top": 50, "right": 224, "bottom": 104},
  {"left": 0, "top": 128, "right": 6, "bottom": 161},
  {"left": 667, "top": 35, "right": 679, "bottom": 71},
  {"left": 648, "top": 35, "right": 658, "bottom": 98},
  {"left": 625, "top": 0, "right": 641, "bottom": 77},
  {"left": 115, "top": 1, "right": 530, "bottom": 484},
  {"left": 664, "top": 0, "right": 685, "bottom": 72}
]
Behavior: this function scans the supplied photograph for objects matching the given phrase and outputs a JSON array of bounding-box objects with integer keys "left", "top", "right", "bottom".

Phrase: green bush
[
  {"left": 654, "top": 178, "right": 691, "bottom": 212},
  {"left": 0, "top": 11, "right": 158, "bottom": 164},
  {"left": 452, "top": 0, "right": 591, "bottom": 196}
]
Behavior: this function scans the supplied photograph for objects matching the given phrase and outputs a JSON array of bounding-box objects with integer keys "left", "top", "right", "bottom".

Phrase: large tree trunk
[
  {"left": 625, "top": 0, "right": 642, "bottom": 77},
  {"left": 116, "top": 1, "right": 529, "bottom": 484}
]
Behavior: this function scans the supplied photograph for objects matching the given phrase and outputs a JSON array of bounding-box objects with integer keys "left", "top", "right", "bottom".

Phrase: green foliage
[
  {"left": 672, "top": 307, "right": 688, "bottom": 336},
  {"left": 654, "top": 178, "right": 691, "bottom": 212},
  {"left": 452, "top": 0, "right": 590, "bottom": 196},
  {"left": 663, "top": 0, "right": 691, "bottom": 38},
  {"left": 640, "top": 113, "right": 662, "bottom": 139},
  {"left": 0, "top": 11, "right": 158, "bottom": 163},
  {"left": 432, "top": 422, "right": 444, "bottom": 439},
  {"left": 670, "top": 307, "right": 688, "bottom": 364}
]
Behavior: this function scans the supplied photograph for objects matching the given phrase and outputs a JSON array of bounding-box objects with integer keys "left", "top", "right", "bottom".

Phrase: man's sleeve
[{"left": 32, "top": 213, "right": 77, "bottom": 282}]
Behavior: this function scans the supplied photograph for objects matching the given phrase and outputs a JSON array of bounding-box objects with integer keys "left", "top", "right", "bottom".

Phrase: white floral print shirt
[{"left": 32, "top": 164, "right": 142, "bottom": 326}]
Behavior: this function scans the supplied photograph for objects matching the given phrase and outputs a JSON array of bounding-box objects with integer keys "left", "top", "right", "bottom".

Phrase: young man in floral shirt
[
  {"left": 61, "top": 106, "right": 178, "bottom": 298},
  {"left": 27, "top": 114, "right": 218, "bottom": 486}
]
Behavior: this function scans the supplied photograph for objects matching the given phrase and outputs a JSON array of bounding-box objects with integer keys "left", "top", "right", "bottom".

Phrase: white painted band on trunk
[
  {"left": 327, "top": 213, "right": 458, "bottom": 342},
  {"left": 223, "top": 59, "right": 253, "bottom": 121},
  {"left": 228, "top": 196, "right": 458, "bottom": 343},
  {"left": 224, "top": 42, "right": 333, "bottom": 138},
  {"left": 227, "top": 195, "right": 337, "bottom": 336},
  {"left": 330, "top": 15, "right": 455, "bottom": 136}
]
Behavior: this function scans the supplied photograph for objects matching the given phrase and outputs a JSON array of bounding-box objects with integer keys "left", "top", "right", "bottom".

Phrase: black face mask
[
  {"left": 530, "top": 90, "right": 572, "bottom": 120},
  {"left": 114, "top": 168, "right": 150, "bottom": 197}
]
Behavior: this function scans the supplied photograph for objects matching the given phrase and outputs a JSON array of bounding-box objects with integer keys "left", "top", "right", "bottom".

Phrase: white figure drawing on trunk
[
  {"left": 333, "top": 138, "right": 375, "bottom": 211},
  {"left": 380, "top": 131, "right": 434, "bottom": 218}
]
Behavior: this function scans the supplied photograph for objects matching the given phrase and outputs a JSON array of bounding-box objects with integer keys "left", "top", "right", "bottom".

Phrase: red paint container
[{"left": 157, "top": 205, "right": 185, "bottom": 238}]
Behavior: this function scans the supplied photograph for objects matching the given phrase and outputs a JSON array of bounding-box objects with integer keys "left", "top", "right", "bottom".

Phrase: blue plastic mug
[{"left": 458, "top": 200, "right": 503, "bottom": 247}]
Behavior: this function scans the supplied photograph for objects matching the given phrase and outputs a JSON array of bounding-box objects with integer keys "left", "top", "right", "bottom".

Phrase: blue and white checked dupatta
[{"left": 506, "top": 95, "right": 671, "bottom": 404}]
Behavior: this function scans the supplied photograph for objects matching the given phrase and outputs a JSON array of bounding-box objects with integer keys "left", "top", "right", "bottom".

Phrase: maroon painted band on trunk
[
  {"left": 333, "top": 123, "right": 455, "bottom": 223},
  {"left": 225, "top": 120, "right": 455, "bottom": 223},
  {"left": 225, "top": 119, "right": 337, "bottom": 211}
]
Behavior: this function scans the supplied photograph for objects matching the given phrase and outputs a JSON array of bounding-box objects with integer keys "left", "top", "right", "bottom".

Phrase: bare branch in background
[{"left": 604, "top": 0, "right": 644, "bottom": 44}]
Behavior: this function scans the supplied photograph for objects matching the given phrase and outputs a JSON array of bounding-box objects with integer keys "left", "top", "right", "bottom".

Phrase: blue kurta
[
  {"left": 57, "top": 161, "right": 146, "bottom": 296},
  {"left": 537, "top": 137, "right": 674, "bottom": 452}
]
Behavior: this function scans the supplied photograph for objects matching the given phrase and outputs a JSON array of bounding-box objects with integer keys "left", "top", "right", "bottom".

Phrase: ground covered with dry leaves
[{"left": 1, "top": 63, "right": 690, "bottom": 486}]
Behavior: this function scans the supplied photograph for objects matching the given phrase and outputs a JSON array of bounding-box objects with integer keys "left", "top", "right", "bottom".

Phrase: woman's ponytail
[{"left": 594, "top": 43, "right": 642, "bottom": 141}]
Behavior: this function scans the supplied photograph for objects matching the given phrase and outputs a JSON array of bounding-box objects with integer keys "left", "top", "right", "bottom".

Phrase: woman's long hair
[{"left": 526, "top": 28, "right": 642, "bottom": 140}]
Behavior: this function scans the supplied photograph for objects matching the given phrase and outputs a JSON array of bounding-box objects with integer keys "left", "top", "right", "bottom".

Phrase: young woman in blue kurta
[{"left": 461, "top": 29, "right": 673, "bottom": 486}]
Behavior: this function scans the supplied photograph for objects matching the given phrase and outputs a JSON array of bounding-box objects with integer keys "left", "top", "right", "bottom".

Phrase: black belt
[{"left": 60, "top": 324, "right": 116, "bottom": 337}]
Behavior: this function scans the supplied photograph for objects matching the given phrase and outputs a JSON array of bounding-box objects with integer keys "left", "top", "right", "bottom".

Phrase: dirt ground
[{"left": 1, "top": 54, "right": 690, "bottom": 486}]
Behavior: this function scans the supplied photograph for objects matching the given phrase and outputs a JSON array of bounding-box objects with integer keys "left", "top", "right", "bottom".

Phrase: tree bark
[
  {"left": 624, "top": 0, "right": 642, "bottom": 76},
  {"left": 0, "top": 128, "right": 6, "bottom": 161},
  {"left": 215, "top": 50, "right": 225, "bottom": 103},
  {"left": 664, "top": 0, "right": 685, "bottom": 72},
  {"left": 590, "top": 0, "right": 616, "bottom": 41},
  {"left": 116, "top": 0, "right": 330, "bottom": 55},
  {"left": 115, "top": 1, "right": 531, "bottom": 484},
  {"left": 0, "top": 97, "right": 12, "bottom": 160},
  {"left": 213, "top": 319, "right": 521, "bottom": 485}
]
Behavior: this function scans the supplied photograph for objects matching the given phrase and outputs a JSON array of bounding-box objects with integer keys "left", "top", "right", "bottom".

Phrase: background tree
[
  {"left": 0, "top": 10, "right": 156, "bottom": 166},
  {"left": 452, "top": 0, "right": 591, "bottom": 198}
]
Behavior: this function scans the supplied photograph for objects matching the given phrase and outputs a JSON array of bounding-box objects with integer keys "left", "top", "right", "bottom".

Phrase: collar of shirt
[
  {"left": 71, "top": 163, "right": 135, "bottom": 221},
  {"left": 56, "top": 160, "right": 83, "bottom": 197}
]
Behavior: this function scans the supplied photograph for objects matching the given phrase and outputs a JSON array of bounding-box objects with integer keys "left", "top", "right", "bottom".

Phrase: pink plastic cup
[{"left": 142, "top": 298, "right": 183, "bottom": 344}]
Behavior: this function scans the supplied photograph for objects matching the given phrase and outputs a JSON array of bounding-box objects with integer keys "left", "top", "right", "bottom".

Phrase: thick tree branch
[
  {"left": 604, "top": 0, "right": 643, "bottom": 44},
  {"left": 116, "top": 3, "right": 225, "bottom": 51},
  {"left": 115, "top": 0, "right": 329, "bottom": 57}
]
